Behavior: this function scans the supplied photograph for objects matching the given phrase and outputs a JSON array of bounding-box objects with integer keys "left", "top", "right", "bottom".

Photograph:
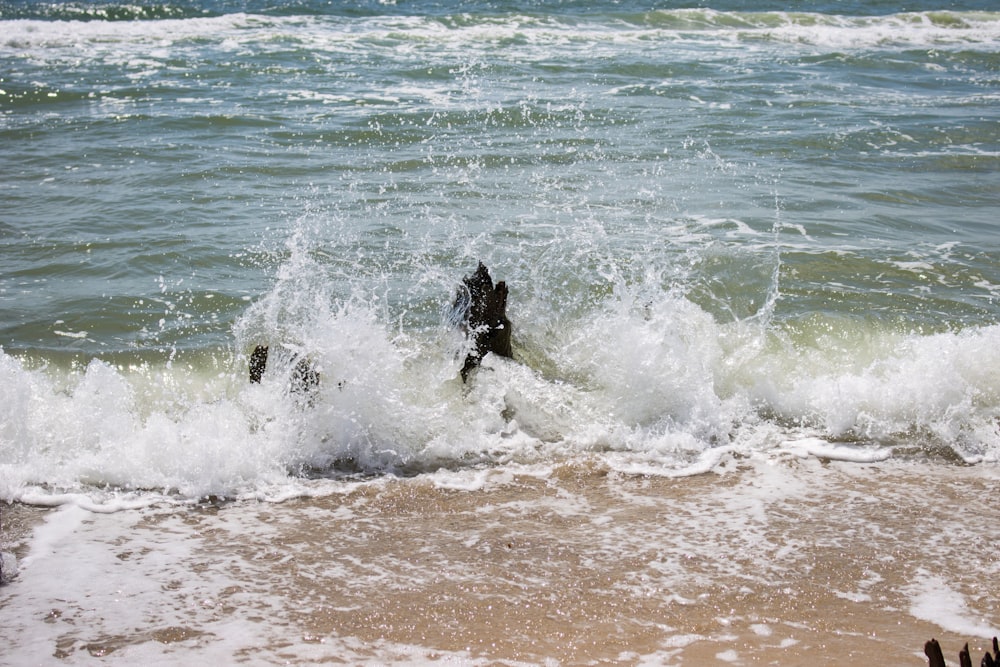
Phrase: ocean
[{"left": 1, "top": 0, "right": 999, "bottom": 663}]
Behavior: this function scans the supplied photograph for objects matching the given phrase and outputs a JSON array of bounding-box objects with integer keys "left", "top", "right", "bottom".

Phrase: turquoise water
[{"left": 1, "top": 0, "right": 999, "bottom": 502}]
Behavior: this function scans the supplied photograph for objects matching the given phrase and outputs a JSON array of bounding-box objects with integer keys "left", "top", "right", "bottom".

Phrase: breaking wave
[{"left": 3, "top": 229, "right": 999, "bottom": 508}]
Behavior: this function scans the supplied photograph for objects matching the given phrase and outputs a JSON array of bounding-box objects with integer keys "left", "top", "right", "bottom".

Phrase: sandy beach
[{"left": 2, "top": 456, "right": 998, "bottom": 665}]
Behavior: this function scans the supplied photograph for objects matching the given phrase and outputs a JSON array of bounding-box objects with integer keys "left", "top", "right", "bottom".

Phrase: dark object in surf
[
  {"left": 925, "top": 637, "right": 1000, "bottom": 667},
  {"left": 453, "top": 262, "right": 513, "bottom": 382},
  {"left": 249, "top": 345, "right": 269, "bottom": 384},
  {"left": 0, "top": 550, "right": 13, "bottom": 585},
  {"left": 290, "top": 355, "right": 320, "bottom": 398},
  {"left": 926, "top": 639, "right": 947, "bottom": 667},
  {"left": 0, "top": 506, "right": 17, "bottom": 585},
  {"left": 249, "top": 344, "right": 320, "bottom": 400}
]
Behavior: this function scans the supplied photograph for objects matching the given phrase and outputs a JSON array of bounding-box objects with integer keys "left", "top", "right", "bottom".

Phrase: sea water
[{"left": 1, "top": 0, "right": 999, "bottom": 663}]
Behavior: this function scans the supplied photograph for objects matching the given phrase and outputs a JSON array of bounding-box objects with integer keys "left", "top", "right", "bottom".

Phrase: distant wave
[
  {"left": 0, "top": 1, "right": 214, "bottom": 22},
  {"left": 2, "top": 8, "right": 998, "bottom": 53}
]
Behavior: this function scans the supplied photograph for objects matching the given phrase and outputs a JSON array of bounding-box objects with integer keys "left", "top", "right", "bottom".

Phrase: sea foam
[{"left": 3, "top": 262, "right": 1000, "bottom": 507}]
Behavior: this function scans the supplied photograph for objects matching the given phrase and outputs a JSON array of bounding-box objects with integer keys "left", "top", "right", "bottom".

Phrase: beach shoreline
[{"left": 2, "top": 457, "right": 997, "bottom": 665}]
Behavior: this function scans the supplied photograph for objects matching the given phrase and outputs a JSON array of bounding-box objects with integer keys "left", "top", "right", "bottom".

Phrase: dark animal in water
[
  {"left": 453, "top": 262, "right": 513, "bottom": 381},
  {"left": 249, "top": 345, "right": 320, "bottom": 400},
  {"left": 926, "top": 637, "right": 1000, "bottom": 667}
]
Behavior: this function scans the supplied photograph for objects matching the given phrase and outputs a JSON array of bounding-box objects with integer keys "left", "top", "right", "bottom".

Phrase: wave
[
  {"left": 3, "top": 253, "right": 999, "bottom": 508},
  {"left": 2, "top": 0, "right": 999, "bottom": 509},
  {"left": 0, "top": 1, "right": 213, "bottom": 22},
  {"left": 2, "top": 8, "right": 999, "bottom": 53}
]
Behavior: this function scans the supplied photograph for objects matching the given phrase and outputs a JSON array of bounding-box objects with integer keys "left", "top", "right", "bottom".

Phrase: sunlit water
[{"left": 1, "top": 0, "right": 999, "bottom": 662}]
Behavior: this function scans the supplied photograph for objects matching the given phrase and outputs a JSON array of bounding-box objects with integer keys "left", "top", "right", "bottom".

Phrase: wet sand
[{"left": 1, "top": 456, "right": 998, "bottom": 665}]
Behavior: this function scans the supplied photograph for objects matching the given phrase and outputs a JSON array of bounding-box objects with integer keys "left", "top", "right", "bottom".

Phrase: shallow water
[{"left": 2, "top": 457, "right": 999, "bottom": 664}]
